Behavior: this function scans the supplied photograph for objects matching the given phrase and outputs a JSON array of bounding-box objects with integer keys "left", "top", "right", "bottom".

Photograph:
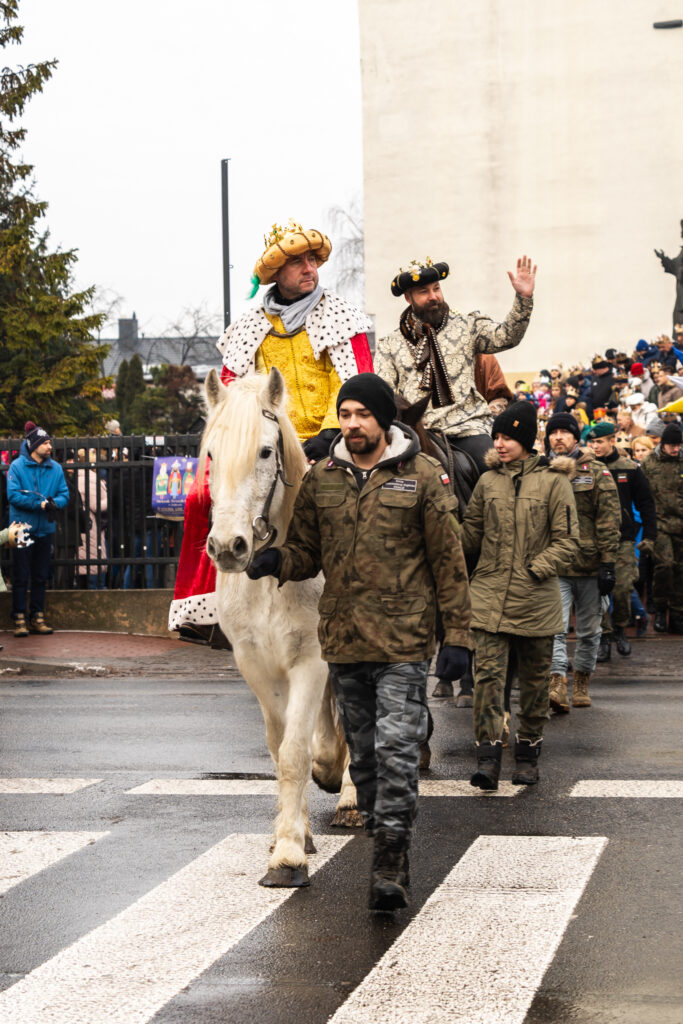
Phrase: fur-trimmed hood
[{"left": 483, "top": 448, "right": 576, "bottom": 478}]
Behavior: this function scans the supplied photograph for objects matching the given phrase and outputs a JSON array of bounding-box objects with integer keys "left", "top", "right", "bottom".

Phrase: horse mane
[{"left": 200, "top": 373, "right": 308, "bottom": 530}]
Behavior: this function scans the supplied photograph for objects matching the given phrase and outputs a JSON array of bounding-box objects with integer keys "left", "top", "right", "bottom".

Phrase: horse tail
[{"left": 311, "top": 673, "right": 348, "bottom": 795}]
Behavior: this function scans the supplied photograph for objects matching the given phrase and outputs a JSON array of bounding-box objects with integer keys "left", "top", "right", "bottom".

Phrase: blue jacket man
[{"left": 6, "top": 424, "right": 69, "bottom": 635}]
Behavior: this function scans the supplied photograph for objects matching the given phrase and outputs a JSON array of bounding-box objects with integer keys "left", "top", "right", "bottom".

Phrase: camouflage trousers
[
  {"left": 328, "top": 661, "right": 429, "bottom": 837},
  {"left": 473, "top": 630, "right": 554, "bottom": 743},
  {"left": 652, "top": 530, "right": 683, "bottom": 614},
  {"left": 601, "top": 540, "right": 638, "bottom": 631}
]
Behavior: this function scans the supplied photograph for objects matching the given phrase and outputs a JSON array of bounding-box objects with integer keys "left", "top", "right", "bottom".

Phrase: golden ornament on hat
[{"left": 253, "top": 218, "right": 332, "bottom": 285}]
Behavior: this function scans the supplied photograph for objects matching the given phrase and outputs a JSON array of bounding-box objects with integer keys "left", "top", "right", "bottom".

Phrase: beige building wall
[{"left": 359, "top": 0, "right": 683, "bottom": 371}]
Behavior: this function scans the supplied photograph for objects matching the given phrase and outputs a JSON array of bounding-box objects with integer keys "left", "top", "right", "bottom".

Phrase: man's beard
[
  {"left": 345, "top": 432, "right": 383, "bottom": 455},
  {"left": 412, "top": 299, "right": 449, "bottom": 329}
]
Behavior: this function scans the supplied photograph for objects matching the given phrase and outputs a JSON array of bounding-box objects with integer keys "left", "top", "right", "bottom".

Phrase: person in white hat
[{"left": 625, "top": 392, "right": 657, "bottom": 429}]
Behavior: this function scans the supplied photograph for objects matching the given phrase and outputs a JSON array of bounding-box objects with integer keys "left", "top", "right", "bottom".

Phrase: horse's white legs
[{"left": 262, "top": 661, "right": 325, "bottom": 886}]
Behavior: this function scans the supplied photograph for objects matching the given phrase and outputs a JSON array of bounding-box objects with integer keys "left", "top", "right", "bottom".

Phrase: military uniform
[
  {"left": 641, "top": 446, "right": 683, "bottom": 629},
  {"left": 461, "top": 449, "right": 579, "bottom": 745},
  {"left": 278, "top": 422, "right": 472, "bottom": 838},
  {"left": 548, "top": 447, "right": 621, "bottom": 706},
  {"left": 596, "top": 449, "right": 657, "bottom": 630}
]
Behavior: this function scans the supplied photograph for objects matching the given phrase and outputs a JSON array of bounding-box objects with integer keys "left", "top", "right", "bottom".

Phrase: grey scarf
[{"left": 262, "top": 284, "right": 324, "bottom": 335}]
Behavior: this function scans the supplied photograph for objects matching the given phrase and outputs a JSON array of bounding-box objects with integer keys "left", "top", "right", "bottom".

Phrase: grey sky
[{"left": 16, "top": 0, "right": 362, "bottom": 338}]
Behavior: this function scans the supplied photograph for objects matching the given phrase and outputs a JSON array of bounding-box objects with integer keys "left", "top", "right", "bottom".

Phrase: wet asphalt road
[{"left": 0, "top": 642, "right": 681, "bottom": 1023}]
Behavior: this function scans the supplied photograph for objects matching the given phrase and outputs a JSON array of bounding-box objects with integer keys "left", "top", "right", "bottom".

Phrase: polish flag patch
[{"left": 440, "top": 472, "right": 451, "bottom": 486}]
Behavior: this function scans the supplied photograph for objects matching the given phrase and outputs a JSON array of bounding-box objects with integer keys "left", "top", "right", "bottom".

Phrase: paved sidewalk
[{"left": 0, "top": 630, "right": 239, "bottom": 679}]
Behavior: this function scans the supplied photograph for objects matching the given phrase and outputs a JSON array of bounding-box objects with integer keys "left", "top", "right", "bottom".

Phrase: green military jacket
[
  {"left": 278, "top": 424, "right": 473, "bottom": 663},
  {"left": 555, "top": 447, "right": 621, "bottom": 577},
  {"left": 641, "top": 447, "right": 683, "bottom": 535},
  {"left": 461, "top": 450, "right": 579, "bottom": 636}
]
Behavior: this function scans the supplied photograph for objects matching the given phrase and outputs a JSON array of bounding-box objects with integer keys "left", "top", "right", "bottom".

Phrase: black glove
[
  {"left": 44, "top": 497, "right": 58, "bottom": 523},
  {"left": 302, "top": 428, "right": 338, "bottom": 463},
  {"left": 246, "top": 547, "right": 282, "bottom": 580},
  {"left": 434, "top": 645, "right": 470, "bottom": 681},
  {"left": 597, "top": 562, "right": 616, "bottom": 596}
]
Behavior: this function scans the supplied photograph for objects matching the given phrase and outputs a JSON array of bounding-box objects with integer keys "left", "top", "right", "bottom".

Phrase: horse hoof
[
  {"left": 419, "top": 741, "right": 432, "bottom": 771},
  {"left": 304, "top": 835, "right": 317, "bottom": 855},
  {"left": 330, "top": 807, "right": 364, "bottom": 828},
  {"left": 258, "top": 865, "right": 310, "bottom": 888},
  {"left": 432, "top": 679, "right": 454, "bottom": 698}
]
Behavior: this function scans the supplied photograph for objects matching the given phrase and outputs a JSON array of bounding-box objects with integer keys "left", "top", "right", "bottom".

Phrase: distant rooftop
[{"left": 101, "top": 314, "right": 222, "bottom": 379}]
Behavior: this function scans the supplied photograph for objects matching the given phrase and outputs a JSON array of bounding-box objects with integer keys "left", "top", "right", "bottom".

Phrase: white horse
[{"left": 202, "top": 367, "right": 360, "bottom": 887}]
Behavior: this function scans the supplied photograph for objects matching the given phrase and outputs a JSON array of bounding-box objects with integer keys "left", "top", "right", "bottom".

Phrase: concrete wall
[
  {"left": 0, "top": 590, "right": 174, "bottom": 637},
  {"left": 359, "top": 0, "right": 683, "bottom": 371}
]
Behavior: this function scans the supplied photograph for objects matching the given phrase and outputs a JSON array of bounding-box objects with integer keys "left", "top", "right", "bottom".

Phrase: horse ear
[
  {"left": 265, "top": 367, "right": 286, "bottom": 411},
  {"left": 400, "top": 394, "right": 431, "bottom": 428},
  {"left": 205, "top": 368, "right": 225, "bottom": 409}
]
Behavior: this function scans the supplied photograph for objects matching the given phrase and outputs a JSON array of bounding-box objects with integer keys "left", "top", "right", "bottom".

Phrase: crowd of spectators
[{"left": 510, "top": 327, "right": 683, "bottom": 638}]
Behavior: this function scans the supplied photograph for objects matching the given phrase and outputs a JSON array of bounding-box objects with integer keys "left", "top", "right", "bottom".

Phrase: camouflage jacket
[
  {"left": 461, "top": 450, "right": 579, "bottom": 636},
  {"left": 551, "top": 447, "right": 621, "bottom": 577},
  {"left": 374, "top": 294, "right": 533, "bottom": 438},
  {"left": 641, "top": 447, "right": 683, "bottom": 535},
  {"left": 278, "top": 424, "right": 473, "bottom": 663}
]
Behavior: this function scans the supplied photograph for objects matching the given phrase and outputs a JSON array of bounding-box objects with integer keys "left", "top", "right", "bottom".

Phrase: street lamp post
[{"left": 221, "top": 158, "right": 231, "bottom": 329}]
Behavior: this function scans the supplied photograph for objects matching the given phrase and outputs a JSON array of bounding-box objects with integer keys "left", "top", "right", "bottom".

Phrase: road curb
[{"left": 0, "top": 657, "right": 111, "bottom": 678}]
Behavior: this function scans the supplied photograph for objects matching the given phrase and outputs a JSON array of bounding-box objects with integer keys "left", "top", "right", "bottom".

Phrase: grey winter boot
[
  {"left": 369, "top": 828, "right": 409, "bottom": 911},
  {"left": 511, "top": 736, "right": 542, "bottom": 785},
  {"left": 470, "top": 740, "right": 503, "bottom": 791}
]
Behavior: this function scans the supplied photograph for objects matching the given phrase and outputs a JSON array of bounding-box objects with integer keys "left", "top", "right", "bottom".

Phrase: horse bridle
[{"left": 251, "top": 409, "right": 292, "bottom": 550}]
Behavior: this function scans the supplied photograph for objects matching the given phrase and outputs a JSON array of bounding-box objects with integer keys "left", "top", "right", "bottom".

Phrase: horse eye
[{"left": 259, "top": 446, "right": 273, "bottom": 459}]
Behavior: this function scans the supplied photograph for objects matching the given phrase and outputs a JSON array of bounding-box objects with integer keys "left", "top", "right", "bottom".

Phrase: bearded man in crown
[{"left": 169, "top": 221, "right": 373, "bottom": 642}]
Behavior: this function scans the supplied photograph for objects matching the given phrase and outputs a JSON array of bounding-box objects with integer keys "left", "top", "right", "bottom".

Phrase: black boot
[
  {"left": 470, "top": 740, "right": 502, "bottom": 791},
  {"left": 654, "top": 610, "right": 668, "bottom": 633},
  {"left": 455, "top": 664, "right": 474, "bottom": 708},
  {"left": 369, "top": 828, "right": 409, "bottom": 911},
  {"left": 511, "top": 736, "right": 542, "bottom": 785},
  {"left": 596, "top": 632, "right": 611, "bottom": 662},
  {"left": 614, "top": 626, "right": 631, "bottom": 657}
]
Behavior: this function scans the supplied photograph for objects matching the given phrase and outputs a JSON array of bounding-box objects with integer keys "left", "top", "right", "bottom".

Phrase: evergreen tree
[
  {"left": 114, "top": 358, "right": 129, "bottom": 423},
  {"left": 128, "top": 364, "right": 203, "bottom": 435},
  {"left": 0, "top": 0, "right": 110, "bottom": 435},
  {"left": 124, "top": 354, "right": 146, "bottom": 431}
]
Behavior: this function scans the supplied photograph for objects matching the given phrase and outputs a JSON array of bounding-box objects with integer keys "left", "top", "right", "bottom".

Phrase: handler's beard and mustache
[{"left": 411, "top": 298, "right": 449, "bottom": 329}]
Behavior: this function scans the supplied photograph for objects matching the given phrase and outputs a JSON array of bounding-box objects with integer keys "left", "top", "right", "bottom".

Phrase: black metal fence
[{"left": 0, "top": 434, "right": 200, "bottom": 590}]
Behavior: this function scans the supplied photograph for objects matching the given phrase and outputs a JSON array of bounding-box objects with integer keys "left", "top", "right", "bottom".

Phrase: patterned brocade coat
[{"left": 374, "top": 294, "right": 533, "bottom": 438}]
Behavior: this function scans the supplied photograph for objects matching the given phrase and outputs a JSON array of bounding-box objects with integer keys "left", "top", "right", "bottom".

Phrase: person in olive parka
[
  {"left": 462, "top": 400, "right": 579, "bottom": 790},
  {"left": 247, "top": 372, "right": 473, "bottom": 912}
]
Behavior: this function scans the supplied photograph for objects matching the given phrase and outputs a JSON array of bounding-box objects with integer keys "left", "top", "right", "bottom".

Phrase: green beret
[
  {"left": 391, "top": 260, "right": 449, "bottom": 297},
  {"left": 585, "top": 421, "right": 616, "bottom": 440}
]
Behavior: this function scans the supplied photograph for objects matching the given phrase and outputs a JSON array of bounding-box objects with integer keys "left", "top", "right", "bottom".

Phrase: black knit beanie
[
  {"left": 546, "top": 412, "right": 581, "bottom": 443},
  {"left": 336, "top": 373, "right": 397, "bottom": 430},
  {"left": 661, "top": 422, "right": 682, "bottom": 446},
  {"left": 491, "top": 400, "right": 537, "bottom": 452}
]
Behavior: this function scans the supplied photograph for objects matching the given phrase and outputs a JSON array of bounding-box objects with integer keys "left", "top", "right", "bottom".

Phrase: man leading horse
[{"left": 169, "top": 220, "right": 373, "bottom": 639}]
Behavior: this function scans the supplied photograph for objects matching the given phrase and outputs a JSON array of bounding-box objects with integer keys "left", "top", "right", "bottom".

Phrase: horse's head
[{"left": 202, "top": 367, "right": 307, "bottom": 573}]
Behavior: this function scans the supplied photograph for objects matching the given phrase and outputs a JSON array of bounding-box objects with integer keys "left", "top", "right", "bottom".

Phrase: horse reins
[{"left": 250, "top": 409, "right": 292, "bottom": 551}]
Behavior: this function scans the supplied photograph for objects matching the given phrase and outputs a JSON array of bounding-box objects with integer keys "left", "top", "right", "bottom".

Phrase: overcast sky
[{"left": 15, "top": 0, "right": 363, "bottom": 339}]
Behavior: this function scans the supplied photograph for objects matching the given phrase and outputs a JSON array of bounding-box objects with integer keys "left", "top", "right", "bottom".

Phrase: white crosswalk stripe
[
  {"left": 127, "top": 778, "right": 522, "bottom": 797},
  {"left": 0, "top": 831, "right": 109, "bottom": 896},
  {"left": 570, "top": 780, "right": 683, "bottom": 798},
  {"left": 0, "top": 834, "right": 351, "bottom": 1024},
  {"left": 0, "top": 778, "right": 101, "bottom": 794},
  {"left": 329, "top": 835, "right": 607, "bottom": 1024}
]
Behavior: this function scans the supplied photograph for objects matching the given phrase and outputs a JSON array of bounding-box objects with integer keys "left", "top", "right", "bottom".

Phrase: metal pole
[{"left": 221, "top": 158, "right": 231, "bottom": 329}]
